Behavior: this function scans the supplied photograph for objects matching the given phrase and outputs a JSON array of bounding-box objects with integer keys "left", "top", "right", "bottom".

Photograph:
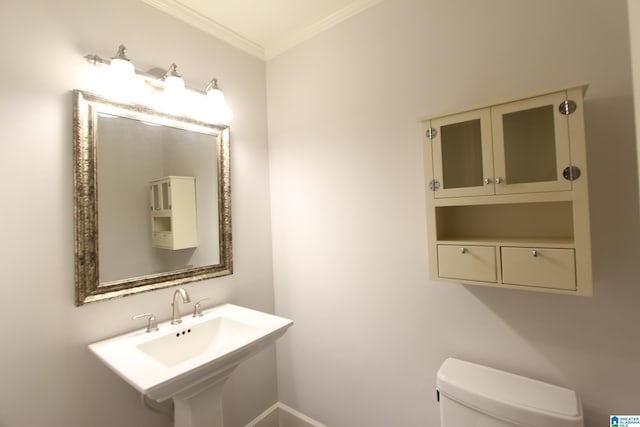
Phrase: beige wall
[
  {"left": 2, "top": 0, "right": 639, "bottom": 426},
  {"left": 0, "top": 0, "right": 275, "bottom": 426},
  {"left": 629, "top": 0, "right": 640, "bottom": 207},
  {"left": 267, "top": 0, "right": 640, "bottom": 426}
]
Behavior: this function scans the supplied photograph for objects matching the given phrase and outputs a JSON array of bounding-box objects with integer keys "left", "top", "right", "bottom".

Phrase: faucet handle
[
  {"left": 132, "top": 313, "right": 159, "bottom": 333},
  {"left": 192, "top": 298, "right": 212, "bottom": 317}
]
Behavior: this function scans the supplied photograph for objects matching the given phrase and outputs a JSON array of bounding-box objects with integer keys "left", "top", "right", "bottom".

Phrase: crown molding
[
  {"left": 139, "top": 0, "right": 383, "bottom": 61},
  {"left": 139, "top": 0, "right": 266, "bottom": 60},
  {"left": 265, "top": 0, "right": 383, "bottom": 59}
]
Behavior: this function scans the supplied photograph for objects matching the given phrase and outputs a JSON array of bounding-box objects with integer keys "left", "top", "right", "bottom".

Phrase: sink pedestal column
[{"left": 170, "top": 365, "right": 238, "bottom": 427}]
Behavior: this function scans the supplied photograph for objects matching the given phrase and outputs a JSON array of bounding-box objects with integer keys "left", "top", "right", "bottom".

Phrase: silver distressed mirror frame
[{"left": 73, "top": 90, "right": 232, "bottom": 305}]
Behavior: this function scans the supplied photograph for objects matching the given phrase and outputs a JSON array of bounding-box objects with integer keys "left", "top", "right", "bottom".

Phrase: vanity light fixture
[
  {"left": 84, "top": 44, "right": 233, "bottom": 124},
  {"left": 205, "top": 78, "right": 222, "bottom": 97},
  {"left": 205, "top": 78, "right": 233, "bottom": 123},
  {"left": 109, "top": 44, "right": 135, "bottom": 82},
  {"left": 163, "top": 63, "right": 185, "bottom": 93}
]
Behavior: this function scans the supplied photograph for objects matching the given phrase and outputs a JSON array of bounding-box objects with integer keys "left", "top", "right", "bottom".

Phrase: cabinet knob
[
  {"left": 483, "top": 178, "right": 492, "bottom": 185},
  {"left": 460, "top": 247, "right": 467, "bottom": 254},
  {"left": 495, "top": 177, "right": 503, "bottom": 184},
  {"left": 532, "top": 250, "right": 539, "bottom": 257}
]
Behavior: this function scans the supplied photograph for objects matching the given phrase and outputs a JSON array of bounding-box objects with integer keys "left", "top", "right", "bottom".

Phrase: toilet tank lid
[{"left": 437, "top": 358, "right": 583, "bottom": 427}]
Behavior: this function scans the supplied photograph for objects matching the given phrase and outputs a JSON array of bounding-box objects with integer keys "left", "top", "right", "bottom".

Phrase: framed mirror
[{"left": 73, "top": 90, "right": 232, "bottom": 305}]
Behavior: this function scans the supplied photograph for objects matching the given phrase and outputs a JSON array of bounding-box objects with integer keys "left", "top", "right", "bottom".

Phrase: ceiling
[{"left": 140, "top": 0, "right": 382, "bottom": 60}]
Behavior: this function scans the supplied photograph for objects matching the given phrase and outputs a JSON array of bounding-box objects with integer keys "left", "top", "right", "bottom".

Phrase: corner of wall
[{"left": 245, "top": 403, "right": 326, "bottom": 427}]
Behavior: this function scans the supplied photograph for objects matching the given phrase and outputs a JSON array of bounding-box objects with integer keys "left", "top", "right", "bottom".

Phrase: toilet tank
[{"left": 437, "top": 358, "right": 584, "bottom": 427}]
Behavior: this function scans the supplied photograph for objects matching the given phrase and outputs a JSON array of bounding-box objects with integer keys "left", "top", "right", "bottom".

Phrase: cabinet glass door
[
  {"left": 161, "top": 182, "right": 170, "bottom": 210},
  {"left": 151, "top": 184, "right": 161, "bottom": 211},
  {"left": 430, "top": 108, "right": 494, "bottom": 198},
  {"left": 491, "top": 92, "right": 572, "bottom": 194}
]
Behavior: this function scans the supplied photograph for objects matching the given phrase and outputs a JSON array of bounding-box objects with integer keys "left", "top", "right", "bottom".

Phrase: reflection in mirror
[{"left": 73, "top": 90, "right": 232, "bottom": 305}]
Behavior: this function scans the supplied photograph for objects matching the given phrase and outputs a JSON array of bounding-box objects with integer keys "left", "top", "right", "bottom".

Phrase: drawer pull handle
[
  {"left": 460, "top": 247, "right": 467, "bottom": 254},
  {"left": 532, "top": 250, "right": 539, "bottom": 257}
]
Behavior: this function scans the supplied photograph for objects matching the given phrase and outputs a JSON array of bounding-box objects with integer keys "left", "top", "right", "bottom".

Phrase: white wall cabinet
[
  {"left": 421, "top": 83, "right": 592, "bottom": 295},
  {"left": 149, "top": 176, "right": 198, "bottom": 250}
]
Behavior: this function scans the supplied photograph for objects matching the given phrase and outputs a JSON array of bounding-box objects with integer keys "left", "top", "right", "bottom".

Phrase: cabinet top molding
[{"left": 416, "top": 81, "right": 589, "bottom": 123}]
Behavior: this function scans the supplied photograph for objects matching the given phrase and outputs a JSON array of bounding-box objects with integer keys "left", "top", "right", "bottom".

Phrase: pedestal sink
[{"left": 89, "top": 304, "right": 293, "bottom": 427}]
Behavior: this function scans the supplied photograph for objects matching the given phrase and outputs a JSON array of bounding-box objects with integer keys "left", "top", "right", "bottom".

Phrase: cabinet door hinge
[
  {"left": 558, "top": 100, "right": 577, "bottom": 115},
  {"left": 429, "top": 180, "right": 440, "bottom": 191},
  {"left": 426, "top": 127, "right": 437, "bottom": 140}
]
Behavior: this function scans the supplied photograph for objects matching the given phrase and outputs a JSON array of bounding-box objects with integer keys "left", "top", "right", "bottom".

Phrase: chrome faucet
[{"left": 170, "top": 288, "right": 191, "bottom": 324}]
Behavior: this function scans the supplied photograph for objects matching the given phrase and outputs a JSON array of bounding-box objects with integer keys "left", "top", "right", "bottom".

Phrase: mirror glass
[{"left": 73, "top": 90, "right": 232, "bottom": 305}]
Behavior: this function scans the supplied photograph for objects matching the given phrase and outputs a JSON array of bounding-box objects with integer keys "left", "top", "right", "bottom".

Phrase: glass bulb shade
[
  {"left": 207, "top": 87, "right": 224, "bottom": 103},
  {"left": 109, "top": 57, "right": 136, "bottom": 83},
  {"left": 105, "top": 58, "right": 141, "bottom": 102},
  {"left": 207, "top": 88, "right": 233, "bottom": 124},
  {"left": 164, "top": 75, "right": 185, "bottom": 94},
  {"left": 159, "top": 77, "right": 186, "bottom": 116}
]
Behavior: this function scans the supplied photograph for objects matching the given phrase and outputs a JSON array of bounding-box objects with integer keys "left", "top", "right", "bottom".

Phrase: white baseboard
[{"left": 246, "top": 402, "right": 327, "bottom": 427}]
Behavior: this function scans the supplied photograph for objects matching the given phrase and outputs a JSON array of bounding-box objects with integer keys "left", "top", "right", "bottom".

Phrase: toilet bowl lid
[{"left": 437, "top": 358, "right": 583, "bottom": 427}]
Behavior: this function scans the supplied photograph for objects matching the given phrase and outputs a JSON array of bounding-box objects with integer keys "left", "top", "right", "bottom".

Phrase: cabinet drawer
[
  {"left": 501, "top": 247, "right": 576, "bottom": 290},
  {"left": 437, "top": 245, "right": 496, "bottom": 283},
  {"left": 152, "top": 231, "right": 173, "bottom": 248}
]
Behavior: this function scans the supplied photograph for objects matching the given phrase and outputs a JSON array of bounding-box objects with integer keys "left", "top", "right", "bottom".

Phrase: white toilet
[{"left": 437, "top": 358, "right": 584, "bottom": 427}]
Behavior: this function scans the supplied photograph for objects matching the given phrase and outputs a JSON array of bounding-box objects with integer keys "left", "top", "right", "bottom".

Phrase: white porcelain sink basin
[
  {"left": 89, "top": 303, "right": 292, "bottom": 410},
  {"left": 136, "top": 315, "right": 261, "bottom": 367}
]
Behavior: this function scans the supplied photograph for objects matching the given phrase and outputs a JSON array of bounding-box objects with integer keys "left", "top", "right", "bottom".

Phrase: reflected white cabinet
[
  {"left": 420, "top": 83, "right": 593, "bottom": 296},
  {"left": 149, "top": 176, "right": 198, "bottom": 250}
]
